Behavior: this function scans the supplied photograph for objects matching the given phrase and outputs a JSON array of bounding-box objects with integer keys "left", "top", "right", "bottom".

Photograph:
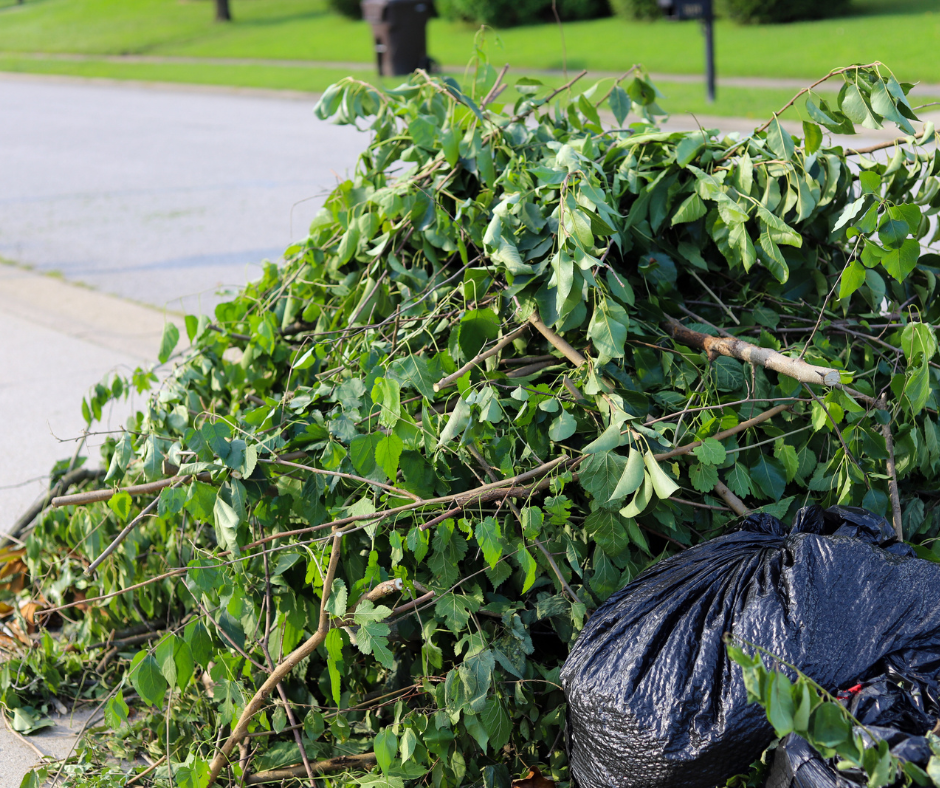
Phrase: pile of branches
[{"left": 4, "top": 54, "right": 940, "bottom": 788}]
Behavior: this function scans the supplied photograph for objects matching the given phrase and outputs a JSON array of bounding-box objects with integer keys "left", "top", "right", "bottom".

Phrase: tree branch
[
  {"left": 712, "top": 481, "right": 749, "bottom": 516},
  {"left": 653, "top": 404, "right": 791, "bottom": 461},
  {"left": 434, "top": 323, "right": 529, "bottom": 391},
  {"left": 882, "top": 422, "right": 904, "bottom": 540},
  {"left": 205, "top": 532, "right": 344, "bottom": 787},
  {"left": 468, "top": 445, "right": 579, "bottom": 603},
  {"left": 528, "top": 311, "right": 586, "bottom": 367},
  {"left": 52, "top": 472, "right": 211, "bottom": 508},
  {"left": 663, "top": 316, "right": 842, "bottom": 387},
  {"left": 245, "top": 753, "right": 378, "bottom": 785}
]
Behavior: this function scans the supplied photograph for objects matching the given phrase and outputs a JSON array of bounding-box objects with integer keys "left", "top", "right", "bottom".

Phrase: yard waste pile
[
  {"left": 561, "top": 505, "right": 940, "bottom": 788},
  {"left": 767, "top": 671, "right": 940, "bottom": 787},
  {"left": 4, "top": 56, "right": 940, "bottom": 788}
]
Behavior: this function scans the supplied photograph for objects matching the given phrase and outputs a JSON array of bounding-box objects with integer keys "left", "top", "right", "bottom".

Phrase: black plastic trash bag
[
  {"left": 766, "top": 670, "right": 939, "bottom": 787},
  {"left": 561, "top": 505, "right": 940, "bottom": 788}
]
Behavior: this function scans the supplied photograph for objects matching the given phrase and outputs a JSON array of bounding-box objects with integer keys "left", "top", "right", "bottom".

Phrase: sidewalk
[
  {"left": 0, "top": 264, "right": 177, "bottom": 785},
  {"left": 0, "top": 263, "right": 176, "bottom": 537}
]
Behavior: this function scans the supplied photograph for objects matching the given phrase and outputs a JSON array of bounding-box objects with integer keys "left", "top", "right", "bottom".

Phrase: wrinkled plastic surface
[
  {"left": 767, "top": 671, "right": 939, "bottom": 787},
  {"left": 561, "top": 505, "right": 940, "bottom": 788}
]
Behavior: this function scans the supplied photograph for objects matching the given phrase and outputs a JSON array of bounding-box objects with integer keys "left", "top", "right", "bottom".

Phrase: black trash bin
[{"left": 361, "top": 0, "right": 433, "bottom": 77}]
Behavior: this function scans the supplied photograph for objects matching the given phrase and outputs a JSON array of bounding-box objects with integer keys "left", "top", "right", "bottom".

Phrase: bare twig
[
  {"left": 481, "top": 64, "right": 510, "bottom": 108},
  {"left": 434, "top": 323, "right": 529, "bottom": 391},
  {"left": 85, "top": 480, "right": 184, "bottom": 575},
  {"left": 653, "top": 404, "right": 792, "bottom": 461},
  {"left": 126, "top": 755, "right": 167, "bottom": 786},
  {"left": 260, "top": 457, "right": 421, "bottom": 502},
  {"left": 676, "top": 304, "right": 733, "bottom": 337},
  {"left": 688, "top": 270, "right": 739, "bottom": 325},
  {"left": 528, "top": 312, "right": 586, "bottom": 367},
  {"left": 468, "top": 445, "right": 579, "bottom": 603},
  {"left": 3, "top": 467, "right": 105, "bottom": 546}
]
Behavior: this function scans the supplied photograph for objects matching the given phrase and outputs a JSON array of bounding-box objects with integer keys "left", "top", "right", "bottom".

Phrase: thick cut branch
[
  {"left": 52, "top": 472, "right": 211, "bottom": 508},
  {"left": 434, "top": 324, "right": 529, "bottom": 391},
  {"left": 713, "top": 481, "right": 750, "bottom": 516},
  {"left": 245, "top": 753, "right": 377, "bottom": 785},
  {"left": 663, "top": 316, "right": 842, "bottom": 387},
  {"left": 4, "top": 467, "right": 105, "bottom": 546}
]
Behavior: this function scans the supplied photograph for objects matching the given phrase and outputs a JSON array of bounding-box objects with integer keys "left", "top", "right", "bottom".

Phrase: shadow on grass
[{"left": 850, "top": 0, "right": 939, "bottom": 16}]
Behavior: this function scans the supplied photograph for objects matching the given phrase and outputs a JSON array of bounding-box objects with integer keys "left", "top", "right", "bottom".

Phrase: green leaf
[
  {"left": 750, "top": 456, "right": 786, "bottom": 501},
  {"left": 475, "top": 517, "right": 503, "bottom": 569},
  {"left": 325, "top": 628, "right": 343, "bottom": 705},
  {"left": 549, "top": 409, "right": 578, "bottom": 442},
  {"left": 517, "top": 546, "right": 538, "bottom": 593},
  {"left": 375, "top": 433, "right": 404, "bottom": 479},
  {"left": 104, "top": 432, "right": 133, "bottom": 483},
  {"left": 692, "top": 437, "right": 725, "bottom": 465},
  {"left": 608, "top": 86, "right": 630, "bottom": 126},
  {"left": 580, "top": 450, "right": 629, "bottom": 503},
  {"left": 481, "top": 697, "right": 512, "bottom": 751},
  {"left": 839, "top": 259, "right": 866, "bottom": 300},
  {"left": 689, "top": 462, "right": 719, "bottom": 493},
  {"left": 158, "top": 322, "right": 180, "bottom": 364},
  {"left": 108, "top": 491, "right": 132, "bottom": 522},
  {"left": 676, "top": 132, "right": 706, "bottom": 167},
  {"left": 588, "top": 301, "right": 629, "bottom": 359},
  {"left": 811, "top": 702, "right": 850, "bottom": 747},
  {"left": 585, "top": 509, "right": 628, "bottom": 556},
  {"left": 325, "top": 578, "right": 348, "bottom": 617},
  {"left": 881, "top": 238, "right": 919, "bottom": 282},
  {"left": 213, "top": 493, "right": 241, "bottom": 554},
  {"left": 774, "top": 440, "right": 799, "bottom": 484},
  {"left": 130, "top": 651, "right": 167, "bottom": 707},
  {"left": 372, "top": 377, "right": 402, "bottom": 428},
  {"left": 610, "top": 448, "right": 645, "bottom": 500},
  {"left": 766, "top": 672, "right": 795, "bottom": 737},
  {"left": 104, "top": 691, "right": 129, "bottom": 729},
  {"left": 767, "top": 117, "right": 795, "bottom": 161},
  {"left": 803, "top": 121, "right": 822, "bottom": 154},
  {"left": 644, "top": 451, "right": 680, "bottom": 499},
  {"left": 725, "top": 464, "right": 753, "bottom": 499},
  {"left": 671, "top": 193, "right": 707, "bottom": 225},
  {"left": 374, "top": 729, "right": 399, "bottom": 774}
]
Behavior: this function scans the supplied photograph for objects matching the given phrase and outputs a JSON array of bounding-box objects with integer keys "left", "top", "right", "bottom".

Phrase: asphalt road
[{"left": 0, "top": 75, "right": 367, "bottom": 314}]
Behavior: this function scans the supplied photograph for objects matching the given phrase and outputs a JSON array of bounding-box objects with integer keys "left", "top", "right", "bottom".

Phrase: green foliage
[
  {"left": 327, "top": 0, "right": 363, "bottom": 19},
  {"left": 728, "top": 637, "right": 940, "bottom": 787},
  {"left": 10, "top": 54, "right": 940, "bottom": 788},
  {"left": 717, "top": 0, "right": 851, "bottom": 24},
  {"left": 437, "top": 0, "right": 608, "bottom": 27},
  {"left": 608, "top": 0, "right": 661, "bottom": 21}
]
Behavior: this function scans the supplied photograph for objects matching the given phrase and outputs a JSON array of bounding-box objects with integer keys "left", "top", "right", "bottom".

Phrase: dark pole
[{"left": 703, "top": 1, "right": 715, "bottom": 103}]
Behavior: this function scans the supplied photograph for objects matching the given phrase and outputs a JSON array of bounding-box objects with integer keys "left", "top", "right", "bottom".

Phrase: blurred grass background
[{"left": 0, "top": 0, "right": 938, "bottom": 118}]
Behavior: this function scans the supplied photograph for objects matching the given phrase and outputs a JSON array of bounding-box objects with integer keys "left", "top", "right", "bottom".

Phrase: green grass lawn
[
  {"left": 1, "top": 0, "right": 939, "bottom": 109},
  {"left": 4, "top": 53, "right": 928, "bottom": 124}
]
